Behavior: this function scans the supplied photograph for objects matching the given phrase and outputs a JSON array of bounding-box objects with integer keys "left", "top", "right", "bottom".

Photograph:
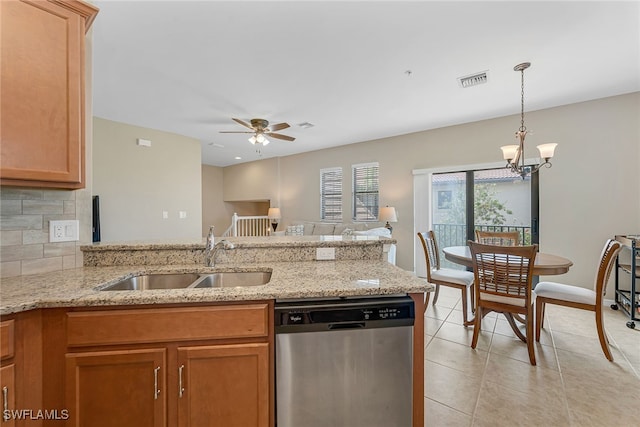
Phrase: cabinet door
[
  {"left": 0, "top": 364, "right": 15, "bottom": 427},
  {"left": 0, "top": 0, "right": 93, "bottom": 188},
  {"left": 177, "top": 343, "right": 269, "bottom": 427},
  {"left": 65, "top": 348, "right": 166, "bottom": 427}
]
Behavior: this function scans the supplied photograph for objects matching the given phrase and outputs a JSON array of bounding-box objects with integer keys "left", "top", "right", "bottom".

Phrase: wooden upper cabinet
[{"left": 0, "top": 0, "right": 98, "bottom": 189}]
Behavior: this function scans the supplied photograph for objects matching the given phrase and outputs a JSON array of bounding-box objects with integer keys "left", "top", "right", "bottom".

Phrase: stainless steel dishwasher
[{"left": 275, "top": 296, "right": 414, "bottom": 427}]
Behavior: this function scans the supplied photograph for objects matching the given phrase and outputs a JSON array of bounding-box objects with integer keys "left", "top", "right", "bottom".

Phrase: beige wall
[
  {"left": 202, "top": 164, "right": 274, "bottom": 236},
  {"left": 93, "top": 118, "right": 202, "bottom": 242},
  {"left": 221, "top": 93, "right": 640, "bottom": 291},
  {"left": 223, "top": 157, "right": 280, "bottom": 202},
  {"left": 201, "top": 164, "right": 228, "bottom": 236}
]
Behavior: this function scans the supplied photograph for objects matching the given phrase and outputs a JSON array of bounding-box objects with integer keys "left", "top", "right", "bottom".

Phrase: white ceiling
[{"left": 92, "top": 1, "right": 640, "bottom": 167}]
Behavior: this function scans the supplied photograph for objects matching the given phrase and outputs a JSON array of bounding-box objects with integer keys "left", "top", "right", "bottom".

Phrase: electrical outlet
[
  {"left": 49, "top": 220, "right": 79, "bottom": 242},
  {"left": 316, "top": 247, "right": 335, "bottom": 260}
]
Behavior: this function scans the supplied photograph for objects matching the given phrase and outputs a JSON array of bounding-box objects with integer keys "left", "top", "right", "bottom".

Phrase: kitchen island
[{"left": 0, "top": 236, "right": 433, "bottom": 427}]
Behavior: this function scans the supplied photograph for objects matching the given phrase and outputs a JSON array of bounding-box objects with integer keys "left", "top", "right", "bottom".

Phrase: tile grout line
[
  {"left": 469, "top": 308, "right": 495, "bottom": 425},
  {"left": 545, "top": 310, "right": 574, "bottom": 424}
]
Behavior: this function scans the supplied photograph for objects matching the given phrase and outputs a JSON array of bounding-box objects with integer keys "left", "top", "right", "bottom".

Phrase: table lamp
[
  {"left": 379, "top": 206, "right": 397, "bottom": 234},
  {"left": 268, "top": 207, "right": 282, "bottom": 232}
]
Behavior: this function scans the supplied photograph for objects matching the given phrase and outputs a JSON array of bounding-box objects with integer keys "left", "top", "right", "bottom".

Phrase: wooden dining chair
[
  {"left": 469, "top": 241, "right": 539, "bottom": 365},
  {"left": 475, "top": 230, "right": 521, "bottom": 246},
  {"left": 417, "top": 231, "right": 475, "bottom": 325},
  {"left": 534, "top": 239, "right": 623, "bottom": 361}
]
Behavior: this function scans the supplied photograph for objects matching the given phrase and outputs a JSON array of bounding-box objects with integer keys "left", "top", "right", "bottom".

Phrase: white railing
[{"left": 222, "top": 213, "right": 272, "bottom": 237}]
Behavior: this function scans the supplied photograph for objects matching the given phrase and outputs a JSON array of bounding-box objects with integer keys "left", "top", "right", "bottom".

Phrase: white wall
[{"left": 93, "top": 118, "right": 202, "bottom": 242}]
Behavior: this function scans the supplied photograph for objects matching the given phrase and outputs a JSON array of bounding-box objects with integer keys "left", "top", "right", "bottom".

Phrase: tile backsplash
[{"left": 0, "top": 186, "right": 92, "bottom": 278}]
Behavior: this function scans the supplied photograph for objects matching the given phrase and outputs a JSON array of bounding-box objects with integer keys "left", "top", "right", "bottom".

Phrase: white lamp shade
[
  {"left": 248, "top": 135, "right": 257, "bottom": 144},
  {"left": 536, "top": 143, "right": 557, "bottom": 159},
  {"left": 262, "top": 136, "right": 270, "bottom": 146},
  {"left": 379, "top": 206, "right": 397, "bottom": 223},
  {"left": 500, "top": 145, "right": 519, "bottom": 161},
  {"left": 268, "top": 208, "right": 281, "bottom": 219}
]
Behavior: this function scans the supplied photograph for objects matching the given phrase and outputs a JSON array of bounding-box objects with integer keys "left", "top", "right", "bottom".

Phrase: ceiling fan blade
[
  {"left": 268, "top": 122, "right": 290, "bottom": 132},
  {"left": 219, "top": 131, "right": 254, "bottom": 134},
  {"left": 232, "top": 118, "right": 254, "bottom": 130},
  {"left": 267, "top": 132, "right": 295, "bottom": 142}
]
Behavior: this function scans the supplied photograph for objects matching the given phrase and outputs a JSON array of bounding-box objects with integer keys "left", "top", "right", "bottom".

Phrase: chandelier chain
[{"left": 520, "top": 68, "right": 526, "bottom": 133}]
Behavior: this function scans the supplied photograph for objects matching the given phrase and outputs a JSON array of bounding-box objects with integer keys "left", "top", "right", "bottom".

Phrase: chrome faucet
[{"left": 204, "top": 227, "right": 235, "bottom": 267}]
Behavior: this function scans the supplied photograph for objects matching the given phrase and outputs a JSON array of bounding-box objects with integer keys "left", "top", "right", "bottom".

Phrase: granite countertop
[
  {"left": 80, "top": 235, "right": 397, "bottom": 251},
  {"left": 0, "top": 260, "right": 433, "bottom": 315}
]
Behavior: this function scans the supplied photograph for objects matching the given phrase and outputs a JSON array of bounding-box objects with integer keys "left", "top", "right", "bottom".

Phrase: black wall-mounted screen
[{"left": 92, "top": 195, "right": 101, "bottom": 242}]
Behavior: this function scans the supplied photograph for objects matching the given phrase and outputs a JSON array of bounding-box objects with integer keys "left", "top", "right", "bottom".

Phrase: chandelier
[{"left": 500, "top": 62, "right": 557, "bottom": 178}]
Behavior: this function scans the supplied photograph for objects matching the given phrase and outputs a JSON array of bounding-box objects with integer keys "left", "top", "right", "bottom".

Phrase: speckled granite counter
[
  {"left": 1, "top": 236, "right": 430, "bottom": 314},
  {"left": 0, "top": 260, "right": 433, "bottom": 315},
  {"left": 81, "top": 235, "right": 397, "bottom": 266}
]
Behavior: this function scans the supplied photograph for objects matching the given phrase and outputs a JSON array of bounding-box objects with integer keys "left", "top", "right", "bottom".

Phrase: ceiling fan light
[
  {"left": 248, "top": 135, "right": 257, "bottom": 144},
  {"left": 256, "top": 133, "right": 266, "bottom": 144},
  {"left": 262, "top": 136, "right": 270, "bottom": 146}
]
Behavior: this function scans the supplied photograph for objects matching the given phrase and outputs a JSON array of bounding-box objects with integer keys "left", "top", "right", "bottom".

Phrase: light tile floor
[{"left": 424, "top": 287, "right": 640, "bottom": 426}]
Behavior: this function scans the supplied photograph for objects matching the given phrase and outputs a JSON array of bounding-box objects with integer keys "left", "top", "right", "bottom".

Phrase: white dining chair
[
  {"left": 534, "top": 239, "right": 623, "bottom": 361},
  {"left": 417, "top": 231, "right": 475, "bottom": 325}
]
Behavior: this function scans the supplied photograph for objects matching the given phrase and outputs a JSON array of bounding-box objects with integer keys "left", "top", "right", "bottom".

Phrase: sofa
[
  {"left": 284, "top": 221, "right": 396, "bottom": 264},
  {"left": 285, "top": 221, "right": 386, "bottom": 236}
]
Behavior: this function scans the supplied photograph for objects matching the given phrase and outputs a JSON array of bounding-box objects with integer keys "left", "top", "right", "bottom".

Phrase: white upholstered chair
[
  {"left": 534, "top": 239, "right": 623, "bottom": 361},
  {"left": 417, "top": 231, "right": 475, "bottom": 325}
]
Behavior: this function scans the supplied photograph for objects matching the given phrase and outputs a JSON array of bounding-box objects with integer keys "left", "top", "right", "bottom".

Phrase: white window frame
[
  {"left": 320, "top": 167, "right": 343, "bottom": 221},
  {"left": 352, "top": 162, "right": 379, "bottom": 221}
]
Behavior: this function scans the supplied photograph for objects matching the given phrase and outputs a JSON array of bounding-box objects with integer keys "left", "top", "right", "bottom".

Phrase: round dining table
[{"left": 443, "top": 245, "right": 573, "bottom": 276}]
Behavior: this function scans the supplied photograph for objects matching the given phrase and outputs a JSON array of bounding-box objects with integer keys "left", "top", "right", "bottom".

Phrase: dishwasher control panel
[{"left": 275, "top": 296, "right": 414, "bottom": 329}]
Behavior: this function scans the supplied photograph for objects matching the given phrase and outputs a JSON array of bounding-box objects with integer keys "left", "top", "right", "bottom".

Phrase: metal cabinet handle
[
  {"left": 178, "top": 364, "right": 185, "bottom": 398},
  {"left": 2, "top": 386, "right": 8, "bottom": 421},
  {"left": 154, "top": 367, "right": 161, "bottom": 400}
]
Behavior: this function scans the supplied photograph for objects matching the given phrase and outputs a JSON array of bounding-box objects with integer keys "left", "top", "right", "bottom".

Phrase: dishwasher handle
[{"left": 328, "top": 322, "right": 365, "bottom": 330}]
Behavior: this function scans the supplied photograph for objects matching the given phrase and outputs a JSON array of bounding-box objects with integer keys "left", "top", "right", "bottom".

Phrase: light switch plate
[
  {"left": 49, "top": 220, "right": 79, "bottom": 242},
  {"left": 316, "top": 247, "right": 335, "bottom": 260}
]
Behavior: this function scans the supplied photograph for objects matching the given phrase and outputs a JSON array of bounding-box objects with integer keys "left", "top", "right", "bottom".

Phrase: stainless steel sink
[
  {"left": 99, "top": 271, "right": 271, "bottom": 291},
  {"left": 100, "top": 273, "right": 201, "bottom": 291},
  {"left": 191, "top": 271, "right": 272, "bottom": 288}
]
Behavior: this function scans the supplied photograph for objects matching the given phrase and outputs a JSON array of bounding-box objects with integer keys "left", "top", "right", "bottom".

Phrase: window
[
  {"left": 352, "top": 162, "right": 379, "bottom": 221},
  {"left": 320, "top": 167, "right": 342, "bottom": 220}
]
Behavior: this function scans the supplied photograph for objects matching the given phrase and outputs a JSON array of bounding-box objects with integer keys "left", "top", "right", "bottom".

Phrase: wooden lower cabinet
[
  {"left": 62, "top": 302, "right": 273, "bottom": 426},
  {"left": 177, "top": 343, "right": 269, "bottom": 427},
  {"left": 65, "top": 348, "right": 167, "bottom": 427},
  {"left": 0, "top": 364, "right": 16, "bottom": 427}
]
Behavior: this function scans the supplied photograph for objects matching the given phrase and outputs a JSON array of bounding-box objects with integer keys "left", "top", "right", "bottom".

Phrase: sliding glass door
[{"left": 431, "top": 167, "right": 538, "bottom": 269}]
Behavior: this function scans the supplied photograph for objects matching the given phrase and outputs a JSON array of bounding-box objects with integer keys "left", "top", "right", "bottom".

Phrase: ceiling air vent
[{"left": 458, "top": 71, "right": 488, "bottom": 88}]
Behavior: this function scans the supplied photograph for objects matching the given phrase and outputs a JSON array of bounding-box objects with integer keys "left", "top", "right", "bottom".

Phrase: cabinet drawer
[
  {"left": 67, "top": 304, "right": 269, "bottom": 347},
  {"left": 1, "top": 320, "right": 15, "bottom": 360}
]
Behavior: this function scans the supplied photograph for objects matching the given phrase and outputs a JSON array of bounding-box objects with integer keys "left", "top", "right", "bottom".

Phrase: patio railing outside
[{"left": 433, "top": 223, "right": 532, "bottom": 269}]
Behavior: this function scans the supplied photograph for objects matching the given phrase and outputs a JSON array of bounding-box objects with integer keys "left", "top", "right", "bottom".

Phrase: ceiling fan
[{"left": 219, "top": 118, "right": 296, "bottom": 145}]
